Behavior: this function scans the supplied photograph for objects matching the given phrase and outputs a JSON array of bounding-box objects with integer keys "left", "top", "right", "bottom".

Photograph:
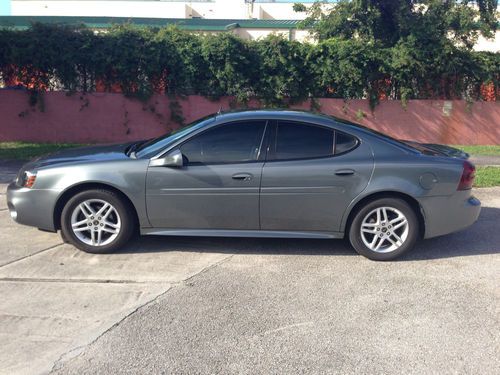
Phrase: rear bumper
[
  {"left": 418, "top": 191, "right": 481, "bottom": 239},
  {"left": 6, "top": 182, "right": 58, "bottom": 232}
]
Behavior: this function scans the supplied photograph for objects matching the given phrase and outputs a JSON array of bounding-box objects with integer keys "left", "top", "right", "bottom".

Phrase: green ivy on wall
[{"left": 0, "top": 23, "right": 498, "bottom": 109}]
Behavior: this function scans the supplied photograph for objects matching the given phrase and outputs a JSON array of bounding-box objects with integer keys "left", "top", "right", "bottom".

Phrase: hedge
[{"left": 0, "top": 23, "right": 498, "bottom": 107}]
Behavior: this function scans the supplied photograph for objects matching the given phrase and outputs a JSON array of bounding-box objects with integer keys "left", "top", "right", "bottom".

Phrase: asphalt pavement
[{"left": 469, "top": 154, "right": 500, "bottom": 166}]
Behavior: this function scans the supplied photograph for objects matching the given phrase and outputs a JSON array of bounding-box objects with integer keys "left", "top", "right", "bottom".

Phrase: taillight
[{"left": 457, "top": 161, "right": 475, "bottom": 190}]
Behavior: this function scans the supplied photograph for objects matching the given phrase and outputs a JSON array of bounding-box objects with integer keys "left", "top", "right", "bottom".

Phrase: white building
[{"left": 7, "top": 0, "right": 318, "bottom": 20}]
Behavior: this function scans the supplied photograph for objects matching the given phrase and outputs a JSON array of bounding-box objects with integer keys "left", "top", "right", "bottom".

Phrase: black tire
[
  {"left": 348, "top": 198, "right": 419, "bottom": 261},
  {"left": 61, "top": 189, "right": 135, "bottom": 254}
]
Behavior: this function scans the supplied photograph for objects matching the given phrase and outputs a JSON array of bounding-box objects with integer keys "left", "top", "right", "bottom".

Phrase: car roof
[
  {"left": 212, "top": 109, "right": 373, "bottom": 136},
  {"left": 213, "top": 109, "right": 338, "bottom": 123}
]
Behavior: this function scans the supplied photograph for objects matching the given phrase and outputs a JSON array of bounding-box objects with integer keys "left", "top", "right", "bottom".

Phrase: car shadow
[
  {"left": 116, "top": 206, "right": 500, "bottom": 261},
  {"left": 402, "top": 206, "right": 500, "bottom": 261},
  {"left": 119, "top": 235, "right": 357, "bottom": 257}
]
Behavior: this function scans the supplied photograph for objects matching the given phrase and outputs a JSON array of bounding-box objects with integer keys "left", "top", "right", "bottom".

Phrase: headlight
[{"left": 18, "top": 170, "right": 37, "bottom": 188}]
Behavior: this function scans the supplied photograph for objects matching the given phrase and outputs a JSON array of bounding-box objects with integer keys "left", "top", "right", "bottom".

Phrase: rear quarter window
[{"left": 335, "top": 132, "right": 359, "bottom": 155}]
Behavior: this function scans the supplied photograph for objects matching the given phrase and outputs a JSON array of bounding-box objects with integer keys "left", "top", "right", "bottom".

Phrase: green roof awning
[{"left": 0, "top": 16, "right": 306, "bottom": 31}]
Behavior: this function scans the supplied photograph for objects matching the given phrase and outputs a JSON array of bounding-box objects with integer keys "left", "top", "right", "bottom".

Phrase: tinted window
[
  {"left": 274, "top": 122, "right": 334, "bottom": 160},
  {"left": 135, "top": 114, "right": 215, "bottom": 159},
  {"left": 180, "top": 121, "right": 266, "bottom": 164},
  {"left": 335, "top": 132, "right": 359, "bottom": 154}
]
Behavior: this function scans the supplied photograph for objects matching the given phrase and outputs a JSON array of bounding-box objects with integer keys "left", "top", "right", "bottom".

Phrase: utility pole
[{"left": 245, "top": 0, "right": 256, "bottom": 19}]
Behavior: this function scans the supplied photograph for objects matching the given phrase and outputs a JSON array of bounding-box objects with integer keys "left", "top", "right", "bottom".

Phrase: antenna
[{"left": 217, "top": 106, "right": 223, "bottom": 115}]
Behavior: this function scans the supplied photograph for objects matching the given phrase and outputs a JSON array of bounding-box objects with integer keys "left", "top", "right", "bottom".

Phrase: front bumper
[
  {"left": 418, "top": 191, "right": 481, "bottom": 239},
  {"left": 6, "top": 182, "right": 58, "bottom": 232}
]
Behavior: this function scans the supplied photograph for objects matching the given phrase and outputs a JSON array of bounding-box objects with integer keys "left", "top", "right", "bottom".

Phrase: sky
[{"left": 0, "top": 0, "right": 11, "bottom": 16}]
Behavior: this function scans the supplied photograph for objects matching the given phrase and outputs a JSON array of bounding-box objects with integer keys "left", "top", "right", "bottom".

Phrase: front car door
[
  {"left": 260, "top": 120, "right": 374, "bottom": 233},
  {"left": 146, "top": 120, "right": 268, "bottom": 230}
]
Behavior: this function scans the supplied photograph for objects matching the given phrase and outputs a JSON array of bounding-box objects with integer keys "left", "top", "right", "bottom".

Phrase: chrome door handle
[
  {"left": 232, "top": 173, "right": 253, "bottom": 181},
  {"left": 335, "top": 169, "right": 355, "bottom": 176}
]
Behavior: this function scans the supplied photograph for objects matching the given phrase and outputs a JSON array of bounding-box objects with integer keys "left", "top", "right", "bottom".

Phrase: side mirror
[{"left": 150, "top": 149, "right": 184, "bottom": 168}]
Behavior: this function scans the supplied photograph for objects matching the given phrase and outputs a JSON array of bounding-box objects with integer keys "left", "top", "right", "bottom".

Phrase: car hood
[
  {"left": 27, "top": 143, "right": 133, "bottom": 170},
  {"left": 401, "top": 141, "right": 469, "bottom": 159}
]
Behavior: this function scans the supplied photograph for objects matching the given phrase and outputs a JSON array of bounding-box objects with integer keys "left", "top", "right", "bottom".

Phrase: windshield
[{"left": 135, "top": 114, "right": 216, "bottom": 159}]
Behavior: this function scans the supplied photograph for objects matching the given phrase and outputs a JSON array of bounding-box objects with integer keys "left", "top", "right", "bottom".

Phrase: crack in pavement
[
  {"left": 48, "top": 253, "right": 235, "bottom": 373},
  {"left": 0, "top": 277, "right": 178, "bottom": 284},
  {"left": 184, "top": 253, "right": 235, "bottom": 283},
  {"left": 0, "top": 254, "right": 236, "bottom": 285},
  {"left": 0, "top": 242, "right": 64, "bottom": 268}
]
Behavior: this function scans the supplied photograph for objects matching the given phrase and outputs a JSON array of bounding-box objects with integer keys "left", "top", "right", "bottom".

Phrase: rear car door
[
  {"left": 146, "top": 120, "right": 268, "bottom": 229},
  {"left": 260, "top": 120, "right": 374, "bottom": 233}
]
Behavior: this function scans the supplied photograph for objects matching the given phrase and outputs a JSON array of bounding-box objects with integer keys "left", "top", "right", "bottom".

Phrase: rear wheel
[
  {"left": 349, "top": 198, "right": 419, "bottom": 261},
  {"left": 61, "top": 189, "right": 134, "bottom": 254}
]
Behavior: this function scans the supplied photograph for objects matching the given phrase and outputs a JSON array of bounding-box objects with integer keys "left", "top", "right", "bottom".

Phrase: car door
[
  {"left": 260, "top": 120, "right": 374, "bottom": 233},
  {"left": 146, "top": 120, "right": 268, "bottom": 230}
]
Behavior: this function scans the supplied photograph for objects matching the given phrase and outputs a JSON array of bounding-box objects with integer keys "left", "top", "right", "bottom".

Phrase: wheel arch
[
  {"left": 343, "top": 191, "right": 425, "bottom": 238},
  {"left": 53, "top": 182, "right": 140, "bottom": 231}
]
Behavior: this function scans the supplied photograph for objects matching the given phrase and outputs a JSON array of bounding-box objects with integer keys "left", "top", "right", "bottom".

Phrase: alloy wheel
[
  {"left": 70, "top": 199, "right": 121, "bottom": 246},
  {"left": 360, "top": 206, "right": 409, "bottom": 253}
]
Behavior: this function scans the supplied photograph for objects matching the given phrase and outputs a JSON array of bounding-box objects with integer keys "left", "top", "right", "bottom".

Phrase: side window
[
  {"left": 274, "top": 121, "right": 334, "bottom": 160},
  {"left": 180, "top": 121, "right": 266, "bottom": 165},
  {"left": 335, "top": 132, "right": 359, "bottom": 155}
]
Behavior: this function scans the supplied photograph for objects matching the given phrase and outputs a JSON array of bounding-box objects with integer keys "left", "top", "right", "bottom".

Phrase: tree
[{"left": 298, "top": 0, "right": 498, "bottom": 49}]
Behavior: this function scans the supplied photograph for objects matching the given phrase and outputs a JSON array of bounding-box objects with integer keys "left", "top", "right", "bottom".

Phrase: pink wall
[{"left": 0, "top": 91, "right": 499, "bottom": 144}]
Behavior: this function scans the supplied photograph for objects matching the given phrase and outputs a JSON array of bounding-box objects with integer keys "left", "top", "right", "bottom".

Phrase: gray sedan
[{"left": 6, "top": 110, "right": 480, "bottom": 260}]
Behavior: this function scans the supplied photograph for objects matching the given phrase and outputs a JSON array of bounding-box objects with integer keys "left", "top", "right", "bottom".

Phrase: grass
[
  {"left": 474, "top": 166, "right": 500, "bottom": 188},
  {"left": 0, "top": 142, "right": 85, "bottom": 160},
  {"left": 452, "top": 145, "right": 500, "bottom": 156}
]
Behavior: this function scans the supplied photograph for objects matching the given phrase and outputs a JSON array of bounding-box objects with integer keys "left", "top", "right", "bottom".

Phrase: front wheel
[
  {"left": 61, "top": 189, "right": 134, "bottom": 254},
  {"left": 349, "top": 198, "right": 419, "bottom": 261}
]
